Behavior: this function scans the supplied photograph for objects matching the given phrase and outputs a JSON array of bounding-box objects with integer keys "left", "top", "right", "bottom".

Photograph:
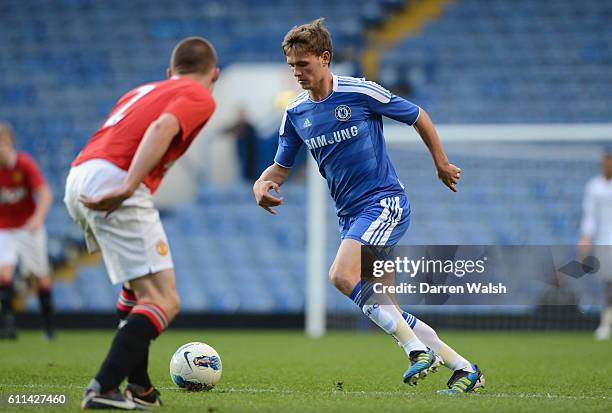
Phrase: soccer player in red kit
[
  {"left": 64, "top": 37, "right": 219, "bottom": 410},
  {"left": 0, "top": 122, "right": 54, "bottom": 340}
]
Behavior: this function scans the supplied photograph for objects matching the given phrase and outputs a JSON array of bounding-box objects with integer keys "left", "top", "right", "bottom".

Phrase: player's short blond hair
[
  {"left": 170, "top": 37, "right": 217, "bottom": 75},
  {"left": 282, "top": 18, "right": 333, "bottom": 62},
  {"left": 0, "top": 122, "right": 14, "bottom": 142}
]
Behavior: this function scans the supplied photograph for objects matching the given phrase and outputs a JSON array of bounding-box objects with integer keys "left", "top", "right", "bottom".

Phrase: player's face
[
  {"left": 286, "top": 49, "right": 330, "bottom": 90},
  {"left": 0, "top": 133, "right": 14, "bottom": 166}
]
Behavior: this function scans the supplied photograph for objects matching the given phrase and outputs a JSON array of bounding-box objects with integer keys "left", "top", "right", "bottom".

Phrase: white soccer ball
[{"left": 169, "top": 342, "right": 222, "bottom": 391}]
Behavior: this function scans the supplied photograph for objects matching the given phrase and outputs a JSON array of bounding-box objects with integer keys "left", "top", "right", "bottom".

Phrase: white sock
[
  {"left": 351, "top": 282, "right": 426, "bottom": 355},
  {"left": 362, "top": 303, "right": 427, "bottom": 354},
  {"left": 402, "top": 335, "right": 428, "bottom": 355},
  {"left": 411, "top": 317, "right": 474, "bottom": 372}
]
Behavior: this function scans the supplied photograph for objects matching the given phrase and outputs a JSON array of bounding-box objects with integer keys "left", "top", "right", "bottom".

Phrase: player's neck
[
  {"left": 176, "top": 73, "right": 214, "bottom": 91},
  {"left": 308, "top": 72, "right": 334, "bottom": 101},
  {"left": 0, "top": 150, "right": 16, "bottom": 168}
]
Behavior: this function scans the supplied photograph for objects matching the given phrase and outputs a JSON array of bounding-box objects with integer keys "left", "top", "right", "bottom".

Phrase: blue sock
[{"left": 349, "top": 281, "right": 375, "bottom": 309}]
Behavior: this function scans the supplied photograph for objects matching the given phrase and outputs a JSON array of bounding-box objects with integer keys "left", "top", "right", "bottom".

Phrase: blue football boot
[
  {"left": 437, "top": 364, "right": 485, "bottom": 395},
  {"left": 403, "top": 348, "right": 442, "bottom": 385}
]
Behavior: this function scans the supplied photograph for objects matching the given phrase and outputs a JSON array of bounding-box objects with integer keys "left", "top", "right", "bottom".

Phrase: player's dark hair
[
  {"left": 171, "top": 37, "right": 217, "bottom": 75},
  {"left": 282, "top": 18, "right": 333, "bottom": 62},
  {"left": 0, "top": 122, "right": 14, "bottom": 142}
]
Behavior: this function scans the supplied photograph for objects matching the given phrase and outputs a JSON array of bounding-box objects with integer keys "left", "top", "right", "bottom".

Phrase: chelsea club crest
[{"left": 334, "top": 105, "right": 351, "bottom": 121}]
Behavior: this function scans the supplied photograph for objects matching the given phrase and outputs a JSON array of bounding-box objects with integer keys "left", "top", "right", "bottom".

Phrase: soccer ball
[{"left": 169, "top": 342, "right": 222, "bottom": 391}]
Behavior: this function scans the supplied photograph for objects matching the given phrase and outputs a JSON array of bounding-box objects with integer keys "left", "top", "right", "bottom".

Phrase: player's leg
[
  {"left": 329, "top": 238, "right": 440, "bottom": 384},
  {"left": 65, "top": 165, "right": 170, "bottom": 409},
  {"left": 330, "top": 239, "right": 425, "bottom": 351},
  {"left": 115, "top": 282, "right": 158, "bottom": 406},
  {"left": 34, "top": 275, "right": 54, "bottom": 340},
  {"left": 0, "top": 229, "right": 18, "bottom": 339},
  {"left": 387, "top": 279, "right": 480, "bottom": 377},
  {"left": 399, "top": 309, "right": 470, "bottom": 371},
  {"left": 400, "top": 310, "right": 484, "bottom": 393},
  {"left": 595, "top": 281, "right": 612, "bottom": 340},
  {"left": 18, "top": 227, "right": 54, "bottom": 340},
  {"left": 0, "top": 265, "right": 16, "bottom": 339},
  {"left": 336, "top": 195, "right": 440, "bottom": 384},
  {"left": 85, "top": 270, "right": 178, "bottom": 406},
  {"left": 116, "top": 283, "right": 137, "bottom": 328}
]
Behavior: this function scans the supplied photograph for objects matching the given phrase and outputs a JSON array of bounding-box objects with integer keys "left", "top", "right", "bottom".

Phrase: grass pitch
[{"left": 1, "top": 329, "right": 611, "bottom": 412}]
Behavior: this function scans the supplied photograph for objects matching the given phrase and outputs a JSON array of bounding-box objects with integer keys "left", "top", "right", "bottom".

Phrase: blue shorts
[{"left": 338, "top": 194, "right": 410, "bottom": 247}]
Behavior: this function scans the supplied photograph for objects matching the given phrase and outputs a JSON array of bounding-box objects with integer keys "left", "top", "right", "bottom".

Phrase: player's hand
[
  {"left": 23, "top": 215, "right": 44, "bottom": 231},
  {"left": 436, "top": 162, "right": 461, "bottom": 192},
  {"left": 253, "top": 179, "right": 283, "bottom": 215},
  {"left": 79, "top": 184, "right": 134, "bottom": 217}
]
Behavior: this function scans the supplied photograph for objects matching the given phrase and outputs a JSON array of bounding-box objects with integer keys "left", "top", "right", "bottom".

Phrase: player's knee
[
  {"left": 0, "top": 267, "right": 14, "bottom": 284},
  {"left": 37, "top": 276, "right": 52, "bottom": 291},
  {"left": 329, "top": 267, "right": 356, "bottom": 295}
]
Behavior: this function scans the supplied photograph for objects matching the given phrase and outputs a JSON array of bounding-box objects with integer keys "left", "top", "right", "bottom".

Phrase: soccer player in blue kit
[{"left": 253, "top": 19, "right": 484, "bottom": 394}]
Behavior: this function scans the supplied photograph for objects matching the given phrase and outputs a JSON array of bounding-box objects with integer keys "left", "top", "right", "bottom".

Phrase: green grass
[{"left": 1, "top": 330, "right": 611, "bottom": 412}]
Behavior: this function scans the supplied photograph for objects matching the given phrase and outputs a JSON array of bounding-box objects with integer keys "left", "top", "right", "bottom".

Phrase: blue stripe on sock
[
  {"left": 403, "top": 311, "right": 417, "bottom": 329},
  {"left": 349, "top": 281, "right": 362, "bottom": 302},
  {"left": 357, "top": 282, "right": 375, "bottom": 307}
]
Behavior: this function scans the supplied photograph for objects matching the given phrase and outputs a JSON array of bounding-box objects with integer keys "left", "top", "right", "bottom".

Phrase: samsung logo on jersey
[{"left": 305, "top": 126, "right": 359, "bottom": 150}]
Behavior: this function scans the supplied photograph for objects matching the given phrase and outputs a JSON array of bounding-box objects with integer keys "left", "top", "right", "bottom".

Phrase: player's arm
[
  {"left": 253, "top": 163, "right": 291, "bottom": 215},
  {"left": 253, "top": 111, "right": 301, "bottom": 215},
  {"left": 578, "top": 180, "right": 596, "bottom": 256},
  {"left": 21, "top": 155, "right": 52, "bottom": 231},
  {"left": 413, "top": 109, "right": 461, "bottom": 192},
  {"left": 79, "top": 113, "right": 180, "bottom": 214},
  {"left": 365, "top": 84, "right": 460, "bottom": 192},
  {"left": 24, "top": 184, "right": 52, "bottom": 231}
]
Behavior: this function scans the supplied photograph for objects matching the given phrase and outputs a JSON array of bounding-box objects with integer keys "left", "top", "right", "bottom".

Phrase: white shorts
[
  {"left": 0, "top": 227, "right": 50, "bottom": 278},
  {"left": 64, "top": 159, "right": 174, "bottom": 285}
]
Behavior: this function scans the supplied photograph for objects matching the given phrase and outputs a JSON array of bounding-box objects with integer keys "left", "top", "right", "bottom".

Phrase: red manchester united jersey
[
  {"left": 72, "top": 76, "right": 215, "bottom": 193},
  {"left": 0, "top": 152, "right": 46, "bottom": 229}
]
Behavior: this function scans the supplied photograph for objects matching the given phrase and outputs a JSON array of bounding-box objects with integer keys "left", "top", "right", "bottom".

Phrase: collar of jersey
[{"left": 307, "top": 73, "right": 339, "bottom": 104}]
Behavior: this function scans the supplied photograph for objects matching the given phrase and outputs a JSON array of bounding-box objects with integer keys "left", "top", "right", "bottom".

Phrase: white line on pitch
[{"left": 1, "top": 384, "right": 610, "bottom": 401}]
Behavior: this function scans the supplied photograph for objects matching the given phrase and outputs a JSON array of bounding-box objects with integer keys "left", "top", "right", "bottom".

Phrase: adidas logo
[{"left": 303, "top": 118, "right": 312, "bottom": 128}]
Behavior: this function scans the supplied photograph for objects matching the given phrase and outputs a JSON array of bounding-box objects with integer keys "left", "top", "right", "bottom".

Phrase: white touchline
[{"left": 1, "top": 384, "right": 611, "bottom": 401}]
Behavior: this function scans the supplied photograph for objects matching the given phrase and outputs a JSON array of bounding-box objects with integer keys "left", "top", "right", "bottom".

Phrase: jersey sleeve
[
  {"left": 162, "top": 90, "right": 216, "bottom": 141},
  {"left": 20, "top": 153, "right": 46, "bottom": 190},
  {"left": 273, "top": 112, "right": 303, "bottom": 168},
  {"left": 365, "top": 82, "right": 421, "bottom": 125}
]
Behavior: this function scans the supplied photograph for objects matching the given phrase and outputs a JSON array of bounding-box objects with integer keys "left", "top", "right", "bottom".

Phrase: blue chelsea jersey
[{"left": 274, "top": 74, "right": 421, "bottom": 217}]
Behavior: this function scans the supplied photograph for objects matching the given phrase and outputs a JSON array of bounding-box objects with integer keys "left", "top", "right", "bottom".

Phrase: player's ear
[
  {"left": 166, "top": 68, "right": 172, "bottom": 79},
  {"left": 212, "top": 67, "right": 220, "bottom": 83},
  {"left": 321, "top": 51, "right": 331, "bottom": 67}
]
